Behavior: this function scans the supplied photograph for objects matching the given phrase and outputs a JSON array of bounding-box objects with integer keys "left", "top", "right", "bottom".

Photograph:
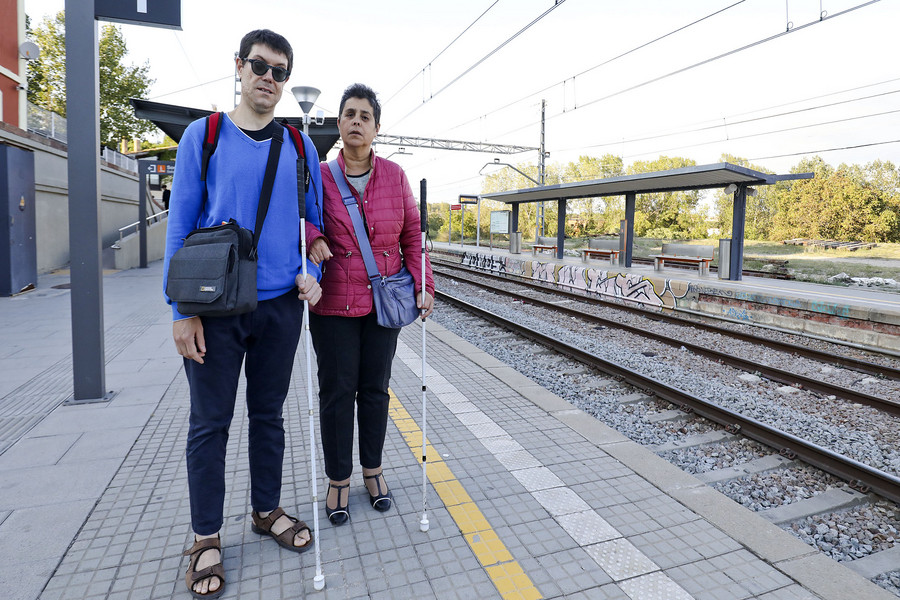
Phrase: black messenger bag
[
  {"left": 165, "top": 219, "right": 257, "bottom": 317},
  {"left": 165, "top": 127, "right": 283, "bottom": 317}
]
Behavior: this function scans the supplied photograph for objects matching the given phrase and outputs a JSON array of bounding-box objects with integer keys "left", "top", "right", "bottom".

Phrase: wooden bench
[
  {"left": 650, "top": 243, "right": 715, "bottom": 275},
  {"left": 531, "top": 236, "right": 558, "bottom": 256},
  {"left": 581, "top": 238, "right": 620, "bottom": 265}
]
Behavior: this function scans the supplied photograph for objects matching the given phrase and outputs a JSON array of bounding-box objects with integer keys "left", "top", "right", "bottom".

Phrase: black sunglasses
[{"left": 241, "top": 57, "right": 290, "bottom": 82}]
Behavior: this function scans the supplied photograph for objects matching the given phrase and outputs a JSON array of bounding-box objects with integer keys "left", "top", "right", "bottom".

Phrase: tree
[
  {"left": 26, "top": 11, "right": 155, "bottom": 148},
  {"left": 712, "top": 154, "right": 776, "bottom": 240},
  {"left": 627, "top": 156, "right": 707, "bottom": 239}
]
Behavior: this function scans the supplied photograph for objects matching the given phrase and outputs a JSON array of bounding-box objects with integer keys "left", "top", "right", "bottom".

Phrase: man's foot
[
  {"left": 251, "top": 507, "right": 313, "bottom": 552},
  {"left": 184, "top": 534, "right": 225, "bottom": 598}
]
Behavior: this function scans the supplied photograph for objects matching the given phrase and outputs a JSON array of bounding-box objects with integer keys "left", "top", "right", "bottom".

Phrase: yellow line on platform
[{"left": 388, "top": 390, "right": 542, "bottom": 600}]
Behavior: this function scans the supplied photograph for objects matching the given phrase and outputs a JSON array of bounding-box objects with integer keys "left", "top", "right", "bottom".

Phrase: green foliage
[
  {"left": 769, "top": 157, "right": 900, "bottom": 243},
  {"left": 26, "top": 11, "right": 155, "bottom": 148},
  {"left": 627, "top": 156, "right": 707, "bottom": 239}
]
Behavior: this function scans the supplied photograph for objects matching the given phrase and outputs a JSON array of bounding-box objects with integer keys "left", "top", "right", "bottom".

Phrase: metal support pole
[
  {"left": 730, "top": 185, "right": 747, "bottom": 281},
  {"left": 556, "top": 198, "right": 566, "bottom": 260},
  {"left": 539, "top": 99, "right": 546, "bottom": 239},
  {"left": 475, "top": 197, "right": 481, "bottom": 247},
  {"left": 138, "top": 164, "right": 148, "bottom": 268},
  {"left": 65, "top": 0, "right": 109, "bottom": 403},
  {"left": 511, "top": 203, "right": 519, "bottom": 233},
  {"left": 623, "top": 192, "right": 636, "bottom": 267}
]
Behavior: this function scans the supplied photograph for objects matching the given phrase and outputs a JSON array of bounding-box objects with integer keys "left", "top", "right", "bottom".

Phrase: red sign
[{"left": 451, "top": 204, "right": 462, "bottom": 210}]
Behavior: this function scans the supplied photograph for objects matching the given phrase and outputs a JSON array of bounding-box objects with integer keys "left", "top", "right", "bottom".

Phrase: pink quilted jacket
[{"left": 309, "top": 151, "right": 434, "bottom": 317}]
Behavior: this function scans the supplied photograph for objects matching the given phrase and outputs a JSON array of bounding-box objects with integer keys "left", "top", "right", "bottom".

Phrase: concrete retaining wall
[{"left": 0, "top": 123, "right": 142, "bottom": 274}]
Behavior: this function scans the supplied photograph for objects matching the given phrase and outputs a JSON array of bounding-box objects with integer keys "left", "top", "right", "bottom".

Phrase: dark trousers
[
  {"left": 183, "top": 291, "right": 302, "bottom": 535},
  {"left": 309, "top": 311, "right": 401, "bottom": 481}
]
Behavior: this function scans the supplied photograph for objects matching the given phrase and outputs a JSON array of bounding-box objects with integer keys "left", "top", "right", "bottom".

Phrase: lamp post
[
  {"left": 385, "top": 147, "right": 412, "bottom": 160},
  {"left": 291, "top": 85, "right": 321, "bottom": 135},
  {"left": 480, "top": 159, "right": 543, "bottom": 251}
]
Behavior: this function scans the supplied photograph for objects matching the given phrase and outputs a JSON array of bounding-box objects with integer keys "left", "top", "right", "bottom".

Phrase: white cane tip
[
  {"left": 313, "top": 574, "right": 325, "bottom": 591},
  {"left": 419, "top": 518, "right": 429, "bottom": 532}
]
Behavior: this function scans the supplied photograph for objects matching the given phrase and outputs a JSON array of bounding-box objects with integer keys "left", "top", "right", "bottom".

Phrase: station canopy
[
  {"left": 480, "top": 162, "right": 807, "bottom": 204},
  {"left": 130, "top": 98, "right": 340, "bottom": 161}
]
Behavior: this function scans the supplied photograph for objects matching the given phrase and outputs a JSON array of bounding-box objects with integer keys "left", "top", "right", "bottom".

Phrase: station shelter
[{"left": 480, "top": 162, "right": 812, "bottom": 281}]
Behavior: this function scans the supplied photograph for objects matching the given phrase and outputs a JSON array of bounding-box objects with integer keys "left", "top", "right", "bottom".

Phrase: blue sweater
[{"left": 163, "top": 114, "right": 323, "bottom": 320}]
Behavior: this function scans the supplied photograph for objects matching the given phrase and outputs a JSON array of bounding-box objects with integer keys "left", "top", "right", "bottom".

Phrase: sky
[{"left": 23, "top": 0, "right": 900, "bottom": 206}]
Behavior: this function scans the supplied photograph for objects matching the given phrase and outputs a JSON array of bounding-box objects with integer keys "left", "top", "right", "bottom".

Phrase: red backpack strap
[
  {"left": 200, "top": 112, "right": 224, "bottom": 182},
  {"left": 284, "top": 123, "right": 305, "bottom": 159}
]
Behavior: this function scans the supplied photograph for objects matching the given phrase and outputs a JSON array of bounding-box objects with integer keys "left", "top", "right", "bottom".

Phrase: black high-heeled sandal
[
  {"left": 364, "top": 472, "right": 393, "bottom": 512},
  {"left": 325, "top": 482, "right": 350, "bottom": 526}
]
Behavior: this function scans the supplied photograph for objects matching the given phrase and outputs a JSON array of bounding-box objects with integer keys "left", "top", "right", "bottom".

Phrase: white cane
[
  {"left": 298, "top": 157, "right": 325, "bottom": 590},
  {"left": 418, "top": 179, "right": 430, "bottom": 533}
]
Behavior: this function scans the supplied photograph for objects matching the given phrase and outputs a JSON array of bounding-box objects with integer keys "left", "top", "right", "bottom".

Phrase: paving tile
[{"left": 585, "top": 538, "right": 659, "bottom": 580}]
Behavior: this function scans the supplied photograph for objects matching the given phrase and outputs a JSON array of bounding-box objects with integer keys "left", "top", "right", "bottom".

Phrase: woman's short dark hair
[
  {"left": 238, "top": 29, "right": 293, "bottom": 75},
  {"left": 339, "top": 83, "right": 381, "bottom": 126}
]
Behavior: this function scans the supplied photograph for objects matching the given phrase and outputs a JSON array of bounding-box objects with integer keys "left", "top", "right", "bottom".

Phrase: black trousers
[
  {"left": 183, "top": 291, "right": 302, "bottom": 535},
  {"left": 309, "top": 311, "right": 401, "bottom": 481}
]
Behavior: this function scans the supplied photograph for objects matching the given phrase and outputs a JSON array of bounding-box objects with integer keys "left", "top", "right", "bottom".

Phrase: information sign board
[
  {"left": 490, "top": 210, "right": 511, "bottom": 234},
  {"left": 95, "top": 0, "right": 182, "bottom": 29}
]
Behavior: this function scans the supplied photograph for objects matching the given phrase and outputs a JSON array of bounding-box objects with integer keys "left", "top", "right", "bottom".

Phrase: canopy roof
[
  {"left": 481, "top": 162, "right": 811, "bottom": 204},
  {"left": 130, "top": 98, "right": 340, "bottom": 161}
]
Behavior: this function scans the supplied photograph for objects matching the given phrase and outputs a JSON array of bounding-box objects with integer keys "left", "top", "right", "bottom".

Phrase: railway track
[
  {"left": 433, "top": 263, "right": 900, "bottom": 415},
  {"left": 436, "top": 288, "right": 900, "bottom": 504},
  {"left": 429, "top": 269, "right": 900, "bottom": 595},
  {"left": 433, "top": 257, "right": 900, "bottom": 380}
]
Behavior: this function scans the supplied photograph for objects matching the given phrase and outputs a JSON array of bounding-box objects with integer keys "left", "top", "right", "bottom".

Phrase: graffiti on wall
[{"left": 458, "top": 252, "right": 690, "bottom": 309}]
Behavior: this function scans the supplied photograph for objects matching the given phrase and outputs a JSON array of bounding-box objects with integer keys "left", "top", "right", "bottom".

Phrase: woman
[{"left": 306, "top": 83, "right": 434, "bottom": 525}]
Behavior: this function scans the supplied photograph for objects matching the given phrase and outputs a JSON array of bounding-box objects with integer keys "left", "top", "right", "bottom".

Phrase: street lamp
[
  {"left": 385, "top": 147, "right": 413, "bottom": 160},
  {"left": 479, "top": 157, "right": 540, "bottom": 186},
  {"left": 291, "top": 86, "right": 321, "bottom": 135}
]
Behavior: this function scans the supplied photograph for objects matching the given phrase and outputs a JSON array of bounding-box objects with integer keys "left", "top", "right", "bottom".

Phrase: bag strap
[
  {"left": 327, "top": 159, "right": 381, "bottom": 281},
  {"left": 249, "top": 125, "right": 284, "bottom": 259},
  {"left": 200, "top": 112, "right": 223, "bottom": 182}
]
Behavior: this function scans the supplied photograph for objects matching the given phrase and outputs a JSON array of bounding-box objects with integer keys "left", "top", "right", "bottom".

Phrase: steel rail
[
  {"left": 433, "top": 265, "right": 900, "bottom": 417},
  {"left": 432, "top": 257, "right": 900, "bottom": 380},
  {"left": 436, "top": 290, "right": 900, "bottom": 504}
]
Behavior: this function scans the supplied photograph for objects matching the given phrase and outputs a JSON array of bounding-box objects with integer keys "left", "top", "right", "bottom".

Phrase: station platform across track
[
  {"left": 431, "top": 241, "right": 900, "bottom": 354},
  {"left": 0, "top": 261, "right": 896, "bottom": 600}
]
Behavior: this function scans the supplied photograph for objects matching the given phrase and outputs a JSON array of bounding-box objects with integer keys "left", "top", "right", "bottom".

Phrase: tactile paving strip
[{"left": 394, "top": 340, "right": 695, "bottom": 598}]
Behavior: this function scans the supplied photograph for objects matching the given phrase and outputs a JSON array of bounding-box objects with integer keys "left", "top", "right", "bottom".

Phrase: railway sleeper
[
  {"left": 694, "top": 454, "right": 796, "bottom": 484},
  {"left": 846, "top": 544, "right": 900, "bottom": 579},
  {"left": 759, "top": 487, "right": 871, "bottom": 525},
  {"left": 650, "top": 430, "right": 738, "bottom": 452}
]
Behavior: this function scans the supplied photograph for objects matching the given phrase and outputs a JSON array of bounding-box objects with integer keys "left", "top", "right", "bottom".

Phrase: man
[
  {"left": 161, "top": 184, "right": 170, "bottom": 211},
  {"left": 163, "top": 29, "right": 323, "bottom": 599}
]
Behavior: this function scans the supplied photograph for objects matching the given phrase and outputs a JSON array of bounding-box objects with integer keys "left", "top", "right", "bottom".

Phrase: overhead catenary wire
[
  {"left": 383, "top": 0, "right": 501, "bottom": 107},
  {"left": 389, "top": 0, "right": 568, "bottom": 130},
  {"left": 486, "top": 0, "right": 884, "bottom": 144},
  {"left": 617, "top": 107, "right": 900, "bottom": 161},
  {"left": 750, "top": 138, "right": 900, "bottom": 161},
  {"left": 444, "top": 0, "right": 748, "bottom": 135},
  {"left": 569, "top": 87, "right": 900, "bottom": 154}
]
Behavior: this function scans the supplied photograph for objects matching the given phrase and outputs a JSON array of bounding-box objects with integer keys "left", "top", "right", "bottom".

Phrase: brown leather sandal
[
  {"left": 251, "top": 507, "right": 313, "bottom": 553},
  {"left": 183, "top": 535, "right": 225, "bottom": 599}
]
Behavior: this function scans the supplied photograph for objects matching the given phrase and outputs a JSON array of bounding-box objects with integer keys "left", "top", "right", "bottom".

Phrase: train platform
[
  {"left": 430, "top": 241, "right": 900, "bottom": 354},
  {"left": 0, "top": 262, "right": 896, "bottom": 600}
]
